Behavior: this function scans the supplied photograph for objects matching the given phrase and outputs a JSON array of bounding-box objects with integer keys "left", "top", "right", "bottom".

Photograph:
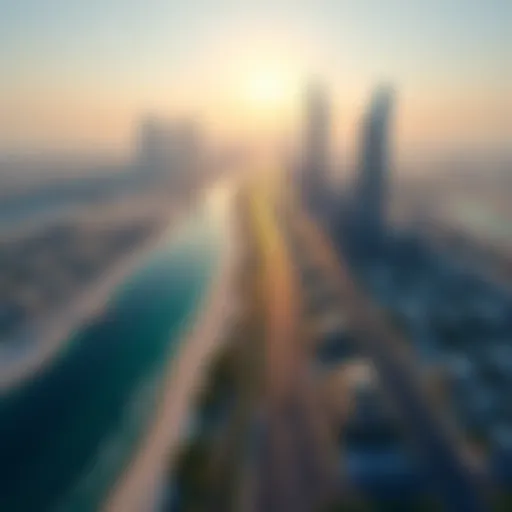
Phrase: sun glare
[{"left": 244, "top": 68, "right": 296, "bottom": 111}]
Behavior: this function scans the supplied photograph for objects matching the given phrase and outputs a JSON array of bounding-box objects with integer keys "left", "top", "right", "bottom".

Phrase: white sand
[
  {"left": 105, "top": 182, "right": 240, "bottom": 512},
  {"left": 0, "top": 215, "right": 176, "bottom": 393}
]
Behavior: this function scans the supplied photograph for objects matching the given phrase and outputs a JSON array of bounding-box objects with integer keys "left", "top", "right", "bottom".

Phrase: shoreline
[
  {"left": 105, "top": 184, "right": 240, "bottom": 512},
  {"left": 0, "top": 213, "right": 179, "bottom": 393}
]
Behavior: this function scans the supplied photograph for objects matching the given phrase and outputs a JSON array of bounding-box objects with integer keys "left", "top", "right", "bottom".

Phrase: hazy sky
[{"left": 1, "top": 0, "right": 510, "bottom": 162}]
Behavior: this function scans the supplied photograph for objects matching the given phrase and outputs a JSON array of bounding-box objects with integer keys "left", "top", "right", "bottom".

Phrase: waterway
[{"left": 0, "top": 198, "right": 225, "bottom": 511}]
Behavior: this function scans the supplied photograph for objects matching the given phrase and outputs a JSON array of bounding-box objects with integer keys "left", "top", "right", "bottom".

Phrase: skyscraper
[
  {"left": 354, "top": 85, "right": 395, "bottom": 249},
  {"left": 300, "top": 82, "right": 331, "bottom": 214},
  {"left": 135, "top": 115, "right": 203, "bottom": 190},
  {"left": 136, "top": 115, "right": 169, "bottom": 176}
]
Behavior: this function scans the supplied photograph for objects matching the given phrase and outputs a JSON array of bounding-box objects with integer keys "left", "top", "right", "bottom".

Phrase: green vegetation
[
  {"left": 168, "top": 338, "right": 244, "bottom": 511},
  {"left": 320, "top": 498, "right": 371, "bottom": 512},
  {"left": 166, "top": 187, "right": 267, "bottom": 512},
  {"left": 322, "top": 495, "right": 444, "bottom": 512},
  {"left": 492, "top": 491, "right": 512, "bottom": 511},
  {"left": 196, "top": 345, "right": 237, "bottom": 422},
  {"left": 173, "top": 437, "right": 218, "bottom": 511}
]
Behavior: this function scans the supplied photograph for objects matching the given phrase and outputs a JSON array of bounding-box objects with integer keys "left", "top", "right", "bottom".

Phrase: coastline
[
  {"left": 0, "top": 214, "right": 178, "bottom": 393},
  {"left": 105, "top": 184, "right": 240, "bottom": 512}
]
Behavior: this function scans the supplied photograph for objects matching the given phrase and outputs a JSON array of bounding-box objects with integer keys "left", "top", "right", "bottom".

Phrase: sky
[{"left": 0, "top": 0, "right": 510, "bottom": 165}]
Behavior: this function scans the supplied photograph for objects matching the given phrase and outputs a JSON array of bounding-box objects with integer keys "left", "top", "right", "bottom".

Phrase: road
[
  {"left": 297, "top": 208, "right": 487, "bottom": 512},
  {"left": 249, "top": 184, "right": 337, "bottom": 512}
]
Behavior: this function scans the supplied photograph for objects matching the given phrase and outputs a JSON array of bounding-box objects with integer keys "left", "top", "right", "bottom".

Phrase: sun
[
  {"left": 244, "top": 67, "right": 296, "bottom": 111},
  {"left": 247, "top": 72, "right": 285, "bottom": 105}
]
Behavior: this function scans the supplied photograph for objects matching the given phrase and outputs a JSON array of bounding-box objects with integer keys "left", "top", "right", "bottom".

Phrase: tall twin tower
[
  {"left": 299, "top": 82, "right": 395, "bottom": 249},
  {"left": 300, "top": 82, "right": 331, "bottom": 214}
]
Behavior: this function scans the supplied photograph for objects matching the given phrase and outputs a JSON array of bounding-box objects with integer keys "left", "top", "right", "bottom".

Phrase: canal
[{"left": 0, "top": 199, "right": 225, "bottom": 511}]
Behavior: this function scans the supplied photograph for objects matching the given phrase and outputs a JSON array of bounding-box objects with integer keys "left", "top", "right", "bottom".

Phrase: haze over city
[
  {"left": 0, "top": 1, "right": 511, "bottom": 512},
  {"left": 1, "top": 0, "right": 510, "bottom": 166}
]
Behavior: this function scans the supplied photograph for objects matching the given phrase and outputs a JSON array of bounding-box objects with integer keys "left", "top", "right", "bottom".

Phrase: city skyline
[
  {"left": 1, "top": 5, "right": 512, "bottom": 507},
  {"left": 1, "top": 0, "right": 510, "bottom": 166}
]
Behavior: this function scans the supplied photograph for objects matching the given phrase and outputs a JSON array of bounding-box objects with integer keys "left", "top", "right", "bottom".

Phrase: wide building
[{"left": 135, "top": 115, "right": 203, "bottom": 191}]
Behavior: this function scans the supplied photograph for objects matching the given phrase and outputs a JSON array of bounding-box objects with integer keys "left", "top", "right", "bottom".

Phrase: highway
[
  {"left": 296, "top": 208, "right": 487, "bottom": 512},
  {"left": 249, "top": 184, "right": 337, "bottom": 512}
]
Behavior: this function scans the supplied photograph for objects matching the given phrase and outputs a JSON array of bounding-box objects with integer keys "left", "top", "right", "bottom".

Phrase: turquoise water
[{"left": 0, "top": 203, "right": 224, "bottom": 512}]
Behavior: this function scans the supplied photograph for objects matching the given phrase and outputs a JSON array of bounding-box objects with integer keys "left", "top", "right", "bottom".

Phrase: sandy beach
[
  {"left": 105, "top": 183, "right": 239, "bottom": 512},
  {"left": 0, "top": 212, "right": 177, "bottom": 393}
]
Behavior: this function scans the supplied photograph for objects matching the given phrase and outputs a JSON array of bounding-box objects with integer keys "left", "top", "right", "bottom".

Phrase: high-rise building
[
  {"left": 135, "top": 115, "right": 203, "bottom": 190},
  {"left": 354, "top": 86, "right": 395, "bottom": 248},
  {"left": 136, "top": 115, "right": 168, "bottom": 176},
  {"left": 300, "top": 82, "right": 331, "bottom": 213}
]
